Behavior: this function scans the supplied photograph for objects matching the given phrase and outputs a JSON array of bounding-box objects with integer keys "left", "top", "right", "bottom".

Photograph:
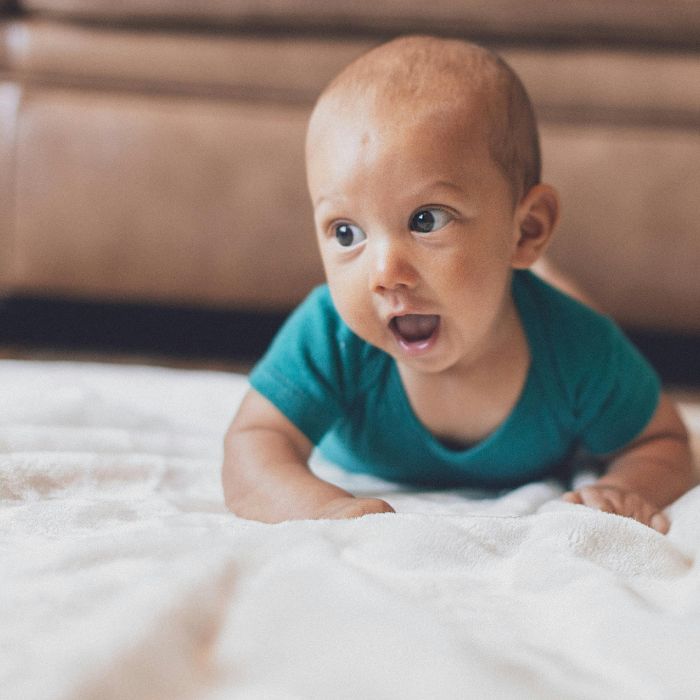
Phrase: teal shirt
[{"left": 249, "top": 270, "right": 660, "bottom": 489}]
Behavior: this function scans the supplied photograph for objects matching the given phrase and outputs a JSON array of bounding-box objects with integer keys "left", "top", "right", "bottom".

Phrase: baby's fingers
[
  {"left": 319, "top": 496, "right": 395, "bottom": 520},
  {"left": 622, "top": 500, "right": 669, "bottom": 534},
  {"left": 609, "top": 492, "right": 670, "bottom": 534},
  {"left": 576, "top": 486, "right": 618, "bottom": 514},
  {"left": 563, "top": 486, "right": 670, "bottom": 534},
  {"left": 561, "top": 491, "right": 583, "bottom": 504},
  {"left": 561, "top": 487, "right": 617, "bottom": 513},
  {"left": 649, "top": 511, "right": 670, "bottom": 534}
]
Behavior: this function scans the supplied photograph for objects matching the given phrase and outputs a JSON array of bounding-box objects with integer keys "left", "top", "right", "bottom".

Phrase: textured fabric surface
[{"left": 1, "top": 360, "right": 699, "bottom": 699}]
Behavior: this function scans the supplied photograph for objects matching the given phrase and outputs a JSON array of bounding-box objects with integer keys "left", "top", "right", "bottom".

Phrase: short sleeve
[
  {"left": 248, "top": 286, "right": 348, "bottom": 445},
  {"left": 575, "top": 318, "right": 661, "bottom": 454}
]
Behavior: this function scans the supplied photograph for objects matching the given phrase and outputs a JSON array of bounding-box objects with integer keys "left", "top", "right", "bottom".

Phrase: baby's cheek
[{"left": 328, "top": 284, "right": 376, "bottom": 340}]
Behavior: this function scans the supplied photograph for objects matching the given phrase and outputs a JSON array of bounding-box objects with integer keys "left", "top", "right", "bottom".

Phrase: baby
[{"left": 222, "top": 36, "right": 695, "bottom": 530}]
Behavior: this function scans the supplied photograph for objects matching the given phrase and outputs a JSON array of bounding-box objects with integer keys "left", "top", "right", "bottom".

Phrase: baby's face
[{"left": 306, "top": 100, "right": 524, "bottom": 376}]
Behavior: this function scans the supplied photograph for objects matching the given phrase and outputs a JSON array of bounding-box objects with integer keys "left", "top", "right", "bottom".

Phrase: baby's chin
[{"left": 382, "top": 326, "right": 463, "bottom": 375}]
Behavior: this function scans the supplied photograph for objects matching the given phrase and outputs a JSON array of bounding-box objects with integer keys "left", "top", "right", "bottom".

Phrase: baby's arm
[
  {"left": 562, "top": 393, "right": 697, "bottom": 533},
  {"left": 222, "top": 389, "right": 394, "bottom": 523}
]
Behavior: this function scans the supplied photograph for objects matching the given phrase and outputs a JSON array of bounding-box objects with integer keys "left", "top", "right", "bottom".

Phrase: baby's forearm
[
  {"left": 222, "top": 426, "right": 353, "bottom": 523},
  {"left": 597, "top": 434, "right": 697, "bottom": 508}
]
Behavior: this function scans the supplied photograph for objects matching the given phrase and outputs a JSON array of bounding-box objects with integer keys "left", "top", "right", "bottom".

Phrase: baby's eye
[
  {"left": 334, "top": 223, "right": 366, "bottom": 248},
  {"left": 409, "top": 208, "right": 452, "bottom": 234}
]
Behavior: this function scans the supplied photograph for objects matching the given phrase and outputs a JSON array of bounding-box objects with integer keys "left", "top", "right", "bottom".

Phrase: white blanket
[{"left": 1, "top": 360, "right": 699, "bottom": 700}]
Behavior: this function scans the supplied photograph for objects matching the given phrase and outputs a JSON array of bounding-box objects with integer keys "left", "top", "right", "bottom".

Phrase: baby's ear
[{"left": 511, "top": 184, "right": 560, "bottom": 269}]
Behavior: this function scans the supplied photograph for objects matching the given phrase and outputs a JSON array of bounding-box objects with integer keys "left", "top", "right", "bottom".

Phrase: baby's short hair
[{"left": 311, "top": 35, "right": 541, "bottom": 203}]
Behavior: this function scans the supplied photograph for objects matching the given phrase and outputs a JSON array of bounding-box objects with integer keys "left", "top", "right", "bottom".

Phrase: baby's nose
[{"left": 368, "top": 238, "right": 419, "bottom": 292}]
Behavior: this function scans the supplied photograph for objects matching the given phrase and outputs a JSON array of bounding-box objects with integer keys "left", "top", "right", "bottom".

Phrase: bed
[{"left": 2, "top": 359, "right": 699, "bottom": 699}]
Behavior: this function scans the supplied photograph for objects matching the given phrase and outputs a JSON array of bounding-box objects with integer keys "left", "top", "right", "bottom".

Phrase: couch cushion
[
  {"left": 543, "top": 123, "right": 700, "bottom": 333},
  {"left": 0, "top": 82, "right": 20, "bottom": 286},
  {"left": 1, "top": 20, "right": 373, "bottom": 102},
  {"left": 0, "top": 22, "right": 9, "bottom": 68},
  {"left": 21, "top": 0, "right": 700, "bottom": 48},
  {"left": 4, "top": 21, "right": 700, "bottom": 128},
  {"left": 10, "top": 89, "right": 324, "bottom": 309},
  {"left": 8, "top": 81, "right": 700, "bottom": 330}
]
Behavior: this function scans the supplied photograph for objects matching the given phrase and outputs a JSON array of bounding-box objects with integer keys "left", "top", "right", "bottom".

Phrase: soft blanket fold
[{"left": 1, "top": 360, "right": 699, "bottom": 700}]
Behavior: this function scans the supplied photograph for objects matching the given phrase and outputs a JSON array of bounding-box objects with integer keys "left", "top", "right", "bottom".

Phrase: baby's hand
[
  {"left": 562, "top": 485, "right": 669, "bottom": 534},
  {"left": 316, "top": 496, "right": 395, "bottom": 520}
]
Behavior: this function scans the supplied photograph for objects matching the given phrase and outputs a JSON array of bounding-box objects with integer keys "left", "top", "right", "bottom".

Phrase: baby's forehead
[
  {"left": 305, "top": 91, "right": 493, "bottom": 204},
  {"left": 309, "top": 38, "right": 503, "bottom": 140},
  {"left": 308, "top": 80, "right": 489, "bottom": 158}
]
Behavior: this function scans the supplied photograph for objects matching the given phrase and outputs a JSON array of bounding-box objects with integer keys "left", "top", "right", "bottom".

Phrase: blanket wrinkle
[
  {"left": 2, "top": 361, "right": 700, "bottom": 700},
  {"left": 72, "top": 555, "right": 239, "bottom": 700},
  {"left": 211, "top": 534, "right": 539, "bottom": 700},
  {"left": 0, "top": 424, "right": 221, "bottom": 459}
]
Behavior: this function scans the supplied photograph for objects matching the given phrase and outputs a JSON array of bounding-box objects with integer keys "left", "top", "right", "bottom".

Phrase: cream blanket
[{"left": 1, "top": 360, "right": 699, "bottom": 700}]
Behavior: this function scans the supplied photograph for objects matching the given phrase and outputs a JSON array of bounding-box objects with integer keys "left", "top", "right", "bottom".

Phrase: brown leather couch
[{"left": 1, "top": 1, "right": 699, "bottom": 336}]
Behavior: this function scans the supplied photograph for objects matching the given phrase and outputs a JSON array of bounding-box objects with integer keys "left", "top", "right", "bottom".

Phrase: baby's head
[
  {"left": 305, "top": 35, "right": 559, "bottom": 374},
  {"left": 308, "top": 35, "right": 541, "bottom": 207}
]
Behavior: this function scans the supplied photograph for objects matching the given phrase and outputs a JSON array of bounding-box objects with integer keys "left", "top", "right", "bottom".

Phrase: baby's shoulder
[
  {"left": 518, "top": 270, "right": 618, "bottom": 351},
  {"left": 516, "top": 271, "right": 628, "bottom": 397}
]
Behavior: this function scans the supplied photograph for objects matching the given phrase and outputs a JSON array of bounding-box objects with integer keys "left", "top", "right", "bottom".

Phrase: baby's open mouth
[{"left": 390, "top": 314, "right": 440, "bottom": 344}]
